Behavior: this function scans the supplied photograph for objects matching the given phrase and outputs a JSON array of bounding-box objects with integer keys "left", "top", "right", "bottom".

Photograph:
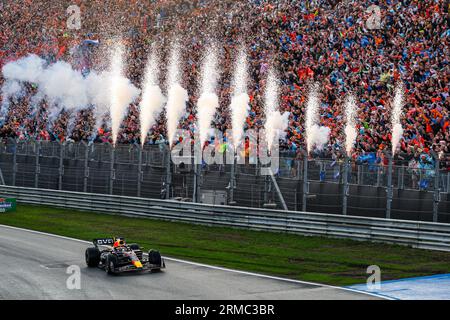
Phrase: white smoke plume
[
  {"left": 2, "top": 55, "right": 91, "bottom": 124},
  {"left": 109, "top": 44, "right": 140, "bottom": 145},
  {"left": 264, "top": 69, "right": 289, "bottom": 151},
  {"left": 308, "top": 125, "right": 330, "bottom": 152},
  {"left": 344, "top": 94, "right": 358, "bottom": 156},
  {"left": 391, "top": 83, "right": 404, "bottom": 155},
  {"left": 38, "top": 61, "right": 89, "bottom": 118},
  {"left": 2, "top": 54, "right": 45, "bottom": 83},
  {"left": 1, "top": 80, "right": 22, "bottom": 116},
  {"left": 197, "top": 47, "right": 219, "bottom": 147},
  {"left": 166, "top": 43, "right": 188, "bottom": 147},
  {"left": 140, "top": 48, "right": 165, "bottom": 146},
  {"left": 0, "top": 53, "right": 139, "bottom": 139},
  {"left": 230, "top": 48, "right": 250, "bottom": 150},
  {"left": 305, "top": 83, "right": 330, "bottom": 154}
]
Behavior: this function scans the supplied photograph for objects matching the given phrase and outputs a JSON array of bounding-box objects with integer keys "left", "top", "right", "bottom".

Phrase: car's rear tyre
[
  {"left": 148, "top": 249, "right": 162, "bottom": 270},
  {"left": 105, "top": 254, "right": 118, "bottom": 275},
  {"left": 129, "top": 244, "right": 140, "bottom": 251},
  {"left": 85, "top": 247, "right": 100, "bottom": 267}
]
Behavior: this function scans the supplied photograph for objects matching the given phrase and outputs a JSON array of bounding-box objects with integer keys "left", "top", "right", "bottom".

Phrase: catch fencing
[
  {"left": 1, "top": 185, "right": 450, "bottom": 252},
  {"left": 0, "top": 139, "right": 448, "bottom": 223}
]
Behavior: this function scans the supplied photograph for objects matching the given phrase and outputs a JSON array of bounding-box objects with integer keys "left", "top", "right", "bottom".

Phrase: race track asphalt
[{"left": 0, "top": 225, "right": 381, "bottom": 300}]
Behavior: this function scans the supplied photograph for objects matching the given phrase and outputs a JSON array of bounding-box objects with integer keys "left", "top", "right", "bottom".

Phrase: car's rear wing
[{"left": 93, "top": 238, "right": 114, "bottom": 247}]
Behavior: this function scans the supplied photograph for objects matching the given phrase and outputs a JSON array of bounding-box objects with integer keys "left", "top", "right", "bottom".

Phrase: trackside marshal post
[{"left": 0, "top": 198, "right": 16, "bottom": 212}]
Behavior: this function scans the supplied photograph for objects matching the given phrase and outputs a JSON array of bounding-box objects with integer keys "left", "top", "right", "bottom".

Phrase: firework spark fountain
[
  {"left": 166, "top": 43, "right": 188, "bottom": 147},
  {"left": 264, "top": 68, "right": 289, "bottom": 151},
  {"left": 197, "top": 46, "right": 219, "bottom": 148},
  {"left": 109, "top": 44, "right": 140, "bottom": 145},
  {"left": 344, "top": 94, "right": 358, "bottom": 156},
  {"left": 391, "top": 83, "right": 404, "bottom": 155},
  {"left": 305, "top": 83, "right": 330, "bottom": 154},
  {"left": 230, "top": 47, "right": 250, "bottom": 151},
  {"left": 139, "top": 48, "right": 165, "bottom": 146}
]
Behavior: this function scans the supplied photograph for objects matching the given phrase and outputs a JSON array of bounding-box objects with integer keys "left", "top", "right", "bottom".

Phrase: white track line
[{"left": 0, "top": 224, "right": 389, "bottom": 300}]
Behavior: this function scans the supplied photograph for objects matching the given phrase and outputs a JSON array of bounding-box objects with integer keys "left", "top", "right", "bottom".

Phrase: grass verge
[{"left": 1, "top": 204, "right": 450, "bottom": 286}]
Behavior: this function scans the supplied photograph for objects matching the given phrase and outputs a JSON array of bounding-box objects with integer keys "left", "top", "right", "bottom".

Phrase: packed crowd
[{"left": 0, "top": 0, "right": 448, "bottom": 169}]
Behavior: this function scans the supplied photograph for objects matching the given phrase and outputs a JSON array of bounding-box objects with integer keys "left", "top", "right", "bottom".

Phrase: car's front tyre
[
  {"left": 148, "top": 249, "right": 162, "bottom": 271},
  {"left": 85, "top": 247, "right": 100, "bottom": 267}
]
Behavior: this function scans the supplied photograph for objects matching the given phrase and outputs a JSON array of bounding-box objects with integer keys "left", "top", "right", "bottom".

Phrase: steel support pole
[
  {"left": 34, "top": 140, "right": 40, "bottom": 188},
  {"left": 58, "top": 143, "right": 64, "bottom": 190},
  {"left": 386, "top": 153, "right": 393, "bottom": 219},
  {"left": 432, "top": 152, "right": 440, "bottom": 222},
  {"left": 302, "top": 150, "right": 308, "bottom": 212},
  {"left": 268, "top": 169, "right": 288, "bottom": 211},
  {"left": 12, "top": 139, "right": 17, "bottom": 186},
  {"left": 137, "top": 147, "right": 143, "bottom": 198},
  {"left": 342, "top": 156, "right": 349, "bottom": 215},
  {"left": 109, "top": 146, "right": 115, "bottom": 195}
]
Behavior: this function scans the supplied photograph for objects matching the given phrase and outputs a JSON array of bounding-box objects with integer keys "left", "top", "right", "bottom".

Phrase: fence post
[
  {"left": 137, "top": 146, "right": 143, "bottom": 197},
  {"left": 398, "top": 165, "right": 405, "bottom": 190},
  {"left": 357, "top": 164, "right": 362, "bottom": 185},
  {"left": 447, "top": 172, "right": 450, "bottom": 194},
  {"left": 342, "top": 156, "right": 349, "bottom": 215},
  {"left": 166, "top": 145, "right": 171, "bottom": 199},
  {"left": 386, "top": 152, "right": 393, "bottom": 219},
  {"left": 192, "top": 140, "right": 202, "bottom": 203},
  {"left": 229, "top": 154, "right": 236, "bottom": 205},
  {"left": 263, "top": 174, "right": 268, "bottom": 204},
  {"left": 193, "top": 162, "right": 199, "bottom": 203},
  {"left": 58, "top": 142, "right": 64, "bottom": 190},
  {"left": 109, "top": 145, "right": 115, "bottom": 195},
  {"left": 83, "top": 142, "right": 89, "bottom": 193},
  {"left": 431, "top": 151, "right": 440, "bottom": 222},
  {"left": 12, "top": 139, "right": 17, "bottom": 186},
  {"left": 376, "top": 165, "right": 381, "bottom": 187},
  {"left": 34, "top": 140, "right": 40, "bottom": 188},
  {"left": 302, "top": 149, "right": 308, "bottom": 212}
]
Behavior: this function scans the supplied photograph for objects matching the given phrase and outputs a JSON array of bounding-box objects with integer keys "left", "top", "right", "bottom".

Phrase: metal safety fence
[{"left": 0, "top": 139, "right": 448, "bottom": 223}]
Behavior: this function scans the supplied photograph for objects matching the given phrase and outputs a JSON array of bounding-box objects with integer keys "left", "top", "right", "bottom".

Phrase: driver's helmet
[{"left": 113, "top": 237, "right": 126, "bottom": 248}]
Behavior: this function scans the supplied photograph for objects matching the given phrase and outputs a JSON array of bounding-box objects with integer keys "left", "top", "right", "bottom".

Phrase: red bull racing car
[{"left": 85, "top": 237, "right": 165, "bottom": 275}]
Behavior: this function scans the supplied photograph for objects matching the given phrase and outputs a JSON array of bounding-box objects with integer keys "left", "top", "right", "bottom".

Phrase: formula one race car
[{"left": 85, "top": 237, "right": 165, "bottom": 275}]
